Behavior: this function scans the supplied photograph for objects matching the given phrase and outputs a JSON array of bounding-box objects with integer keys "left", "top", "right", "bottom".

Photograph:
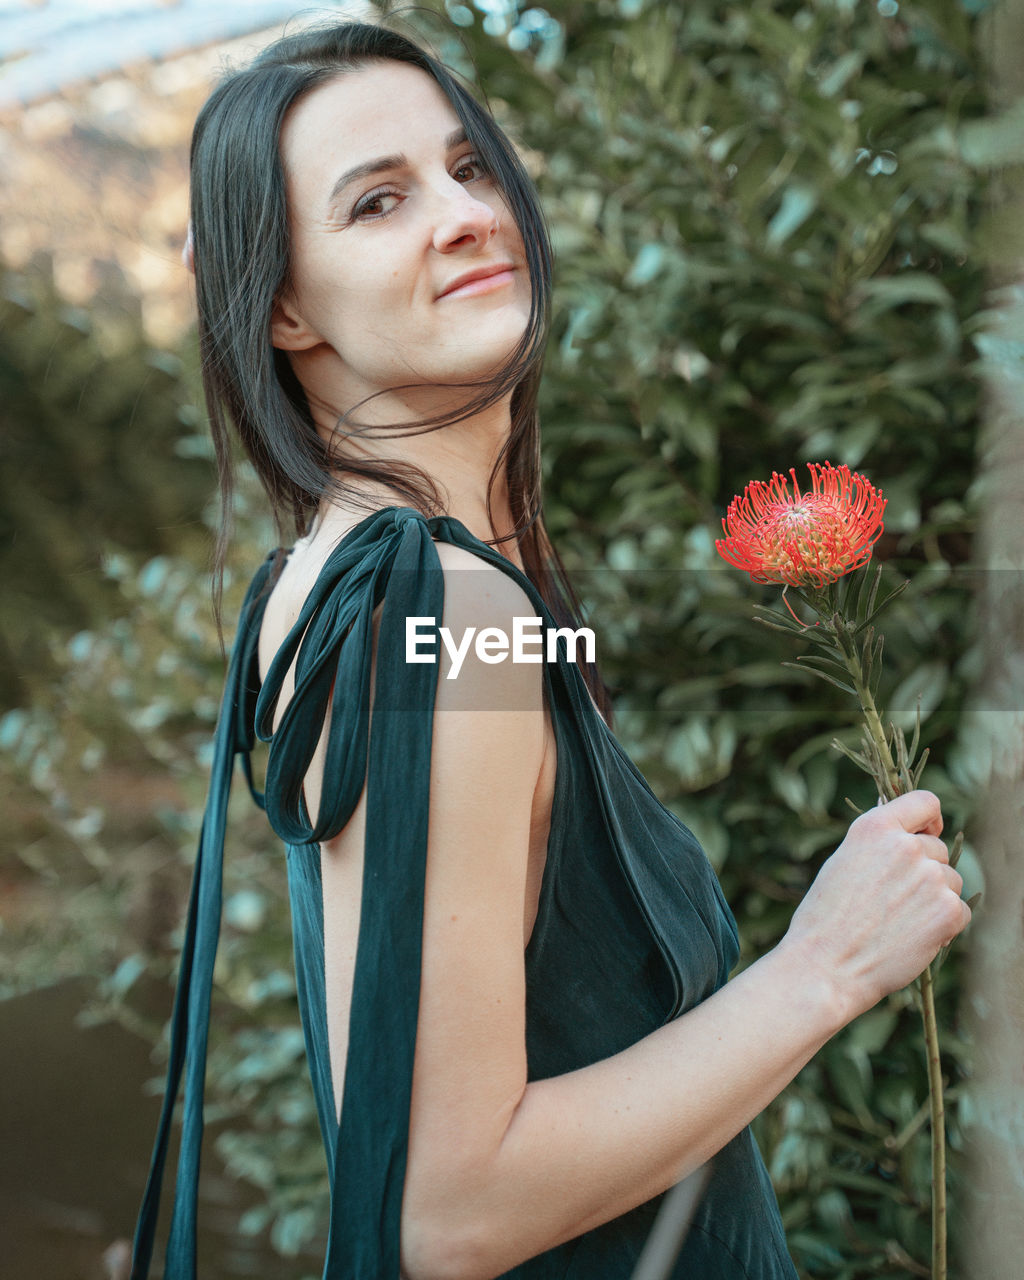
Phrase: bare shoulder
[
  {"left": 428, "top": 540, "right": 546, "bottom": 716},
  {"left": 430, "top": 540, "right": 543, "bottom": 638},
  {"left": 431, "top": 539, "right": 533, "bottom": 599}
]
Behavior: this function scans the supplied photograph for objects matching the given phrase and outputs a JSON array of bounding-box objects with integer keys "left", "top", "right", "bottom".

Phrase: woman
[{"left": 131, "top": 19, "right": 970, "bottom": 1280}]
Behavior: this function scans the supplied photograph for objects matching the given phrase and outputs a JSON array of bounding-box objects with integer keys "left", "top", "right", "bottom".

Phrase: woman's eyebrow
[{"left": 326, "top": 126, "right": 469, "bottom": 209}]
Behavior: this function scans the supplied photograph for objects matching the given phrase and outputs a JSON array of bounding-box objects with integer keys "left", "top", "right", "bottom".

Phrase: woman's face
[{"left": 271, "top": 60, "right": 532, "bottom": 421}]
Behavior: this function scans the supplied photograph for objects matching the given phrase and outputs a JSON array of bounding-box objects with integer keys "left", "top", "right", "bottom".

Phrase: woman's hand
[{"left": 780, "top": 789, "right": 971, "bottom": 1023}]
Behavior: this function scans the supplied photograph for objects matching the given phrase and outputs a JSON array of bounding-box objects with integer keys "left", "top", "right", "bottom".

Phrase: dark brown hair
[{"left": 188, "top": 17, "right": 613, "bottom": 723}]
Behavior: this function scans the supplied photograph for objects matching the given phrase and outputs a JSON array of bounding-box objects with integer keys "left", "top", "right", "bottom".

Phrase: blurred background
[{"left": 1, "top": 0, "right": 1022, "bottom": 1276}]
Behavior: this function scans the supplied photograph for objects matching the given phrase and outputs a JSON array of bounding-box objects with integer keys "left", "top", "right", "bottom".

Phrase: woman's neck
[{"left": 317, "top": 393, "right": 525, "bottom": 570}]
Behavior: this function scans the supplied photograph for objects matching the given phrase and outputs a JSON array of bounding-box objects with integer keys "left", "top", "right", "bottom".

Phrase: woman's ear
[{"left": 270, "top": 291, "right": 322, "bottom": 351}]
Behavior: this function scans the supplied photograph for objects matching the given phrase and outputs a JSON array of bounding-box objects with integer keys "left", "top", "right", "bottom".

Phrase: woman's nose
[{"left": 430, "top": 182, "right": 499, "bottom": 253}]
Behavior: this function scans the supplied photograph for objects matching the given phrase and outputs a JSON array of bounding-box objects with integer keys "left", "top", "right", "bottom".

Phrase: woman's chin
[{"left": 435, "top": 306, "right": 532, "bottom": 375}]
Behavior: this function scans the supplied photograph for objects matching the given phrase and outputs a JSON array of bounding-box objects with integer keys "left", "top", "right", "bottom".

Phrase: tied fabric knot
[{"left": 254, "top": 510, "right": 447, "bottom": 848}]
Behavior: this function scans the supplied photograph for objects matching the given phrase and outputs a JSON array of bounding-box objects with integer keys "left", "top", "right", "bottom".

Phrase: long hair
[{"left": 188, "top": 17, "right": 614, "bottom": 723}]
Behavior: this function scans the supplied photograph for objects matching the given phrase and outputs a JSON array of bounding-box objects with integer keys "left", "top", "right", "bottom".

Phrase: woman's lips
[{"left": 438, "top": 268, "right": 516, "bottom": 299}]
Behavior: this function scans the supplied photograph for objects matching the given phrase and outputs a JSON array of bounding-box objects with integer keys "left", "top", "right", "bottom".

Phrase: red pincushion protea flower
[{"left": 715, "top": 461, "right": 886, "bottom": 588}]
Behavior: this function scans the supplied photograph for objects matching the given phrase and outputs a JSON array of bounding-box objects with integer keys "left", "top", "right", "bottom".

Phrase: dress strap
[
  {"left": 308, "top": 513, "right": 446, "bottom": 1276},
  {"left": 130, "top": 553, "right": 274, "bottom": 1279}
]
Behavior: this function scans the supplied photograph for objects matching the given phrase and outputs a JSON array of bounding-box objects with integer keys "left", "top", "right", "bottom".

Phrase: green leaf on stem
[
  {"left": 753, "top": 611, "right": 808, "bottom": 636},
  {"left": 860, "top": 624, "right": 875, "bottom": 691},
  {"left": 804, "top": 628, "right": 843, "bottom": 655},
  {"left": 861, "top": 563, "right": 884, "bottom": 625},
  {"left": 853, "top": 579, "right": 910, "bottom": 637},
  {"left": 780, "top": 661, "right": 857, "bottom": 695},
  {"left": 893, "top": 722, "right": 917, "bottom": 793},
  {"left": 831, "top": 735, "right": 873, "bottom": 772},
  {"left": 869, "top": 632, "right": 885, "bottom": 699},
  {"left": 855, "top": 724, "right": 899, "bottom": 800},
  {"left": 841, "top": 564, "right": 870, "bottom": 620},
  {"left": 949, "top": 830, "right": 964, "bottom": 870},
  {"left": 795, "top": 653, "right": 857, "bottom": 682},
  {"left": 908, "top": 697, "right": 922, "bottom": 769}
]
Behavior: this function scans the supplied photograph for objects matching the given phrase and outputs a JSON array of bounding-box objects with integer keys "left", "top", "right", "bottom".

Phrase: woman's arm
[{"left": 380, "top": 547, "right": 968, "bottom": 1280}]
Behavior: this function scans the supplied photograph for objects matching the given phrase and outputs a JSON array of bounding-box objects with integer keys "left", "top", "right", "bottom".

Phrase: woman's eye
[
  {"left": 352, "top": 189, "right": 400, "bottom": 221},
  {"left": 453, "top": 155, "right": 488, "bottom": 183}
]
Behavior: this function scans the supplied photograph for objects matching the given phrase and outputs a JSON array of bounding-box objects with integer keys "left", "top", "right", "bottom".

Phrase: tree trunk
[{"left": 962, "top": 1, "right": 1024, "bottom": 1272}]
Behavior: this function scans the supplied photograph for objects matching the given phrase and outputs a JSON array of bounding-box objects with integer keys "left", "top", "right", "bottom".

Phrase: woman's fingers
[
  {"left": 918, "top": 834, "right": 951, "bottom": 864},
  {"left": 880, "top": 789, "right": 943, "bottom": 838},
  {"left": 939, "top": 893, "right": 973, "bottom": 950},
  {"left": 916, "top": 836, "right": 964, "bottom": 899}
]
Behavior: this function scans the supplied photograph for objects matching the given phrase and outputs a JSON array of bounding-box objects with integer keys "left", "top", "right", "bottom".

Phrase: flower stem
[
  {"left": 920, "top": 962, "right": 946, "bottom": 1280},
  {"left": 815, "top": 592, "right": 946, "bottom": 1279},
  {"left": 829, "top": 614, "right": 900, "bottom": 800}
]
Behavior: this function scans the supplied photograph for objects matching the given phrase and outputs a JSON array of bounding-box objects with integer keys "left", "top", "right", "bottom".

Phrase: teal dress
[{"left": 131, "top": 505, "right": 798, "bottom": 1280}]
